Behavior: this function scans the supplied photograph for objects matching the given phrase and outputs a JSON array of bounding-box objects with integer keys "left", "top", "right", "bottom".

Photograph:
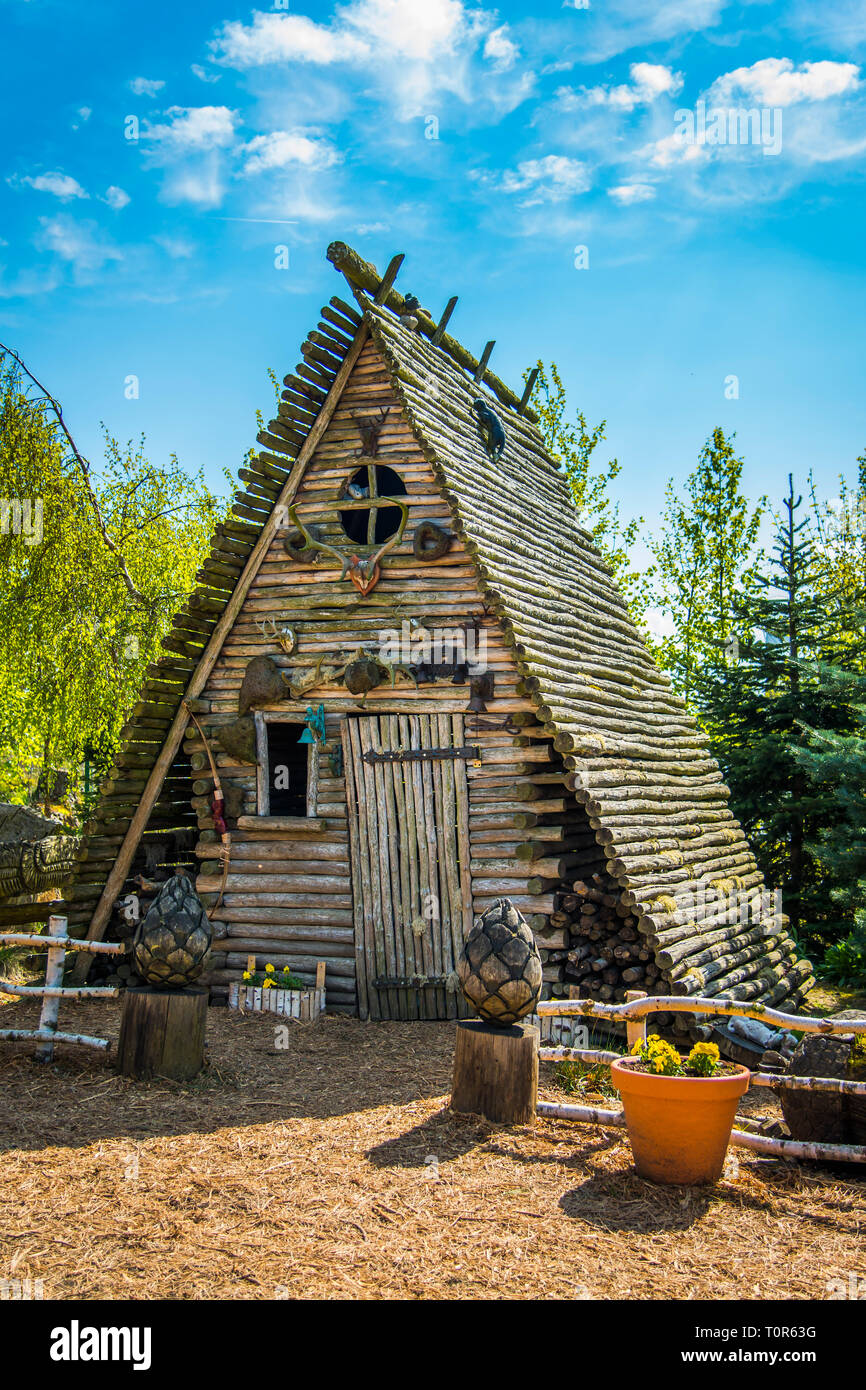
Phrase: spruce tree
[
  {"left": 699, "top": 475, "right": 861, "bottom": 951},
  {"left": 793, "top": 669, "right": 866, "bottom": 984}
]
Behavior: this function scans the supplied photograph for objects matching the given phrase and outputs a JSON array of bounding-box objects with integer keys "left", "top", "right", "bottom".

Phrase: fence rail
[
  {"left": 536, "top": 989, "right": 866, "bottom": 1165},
  {"left": 0, "top": 915, "right": 123, "bottom": 1061}
]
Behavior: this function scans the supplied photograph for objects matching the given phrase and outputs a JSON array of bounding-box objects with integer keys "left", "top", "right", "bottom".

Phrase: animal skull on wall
[
  {"left": 255, "top": 615, "right": 297, "bottom": 655},
  {"left": 287, "top": 499, "right": 409, "bottom": 597}
]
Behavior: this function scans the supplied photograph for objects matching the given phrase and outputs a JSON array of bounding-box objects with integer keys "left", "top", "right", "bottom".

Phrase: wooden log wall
[
  {"left": 191, "top": 336, "right": 608, "bottom": 1012},
  {"left": 56, "top": 259, "right": 809, "bottom": 1021},
  {"left": 53, "top": 295, "right": 366, "bottom": 975}
]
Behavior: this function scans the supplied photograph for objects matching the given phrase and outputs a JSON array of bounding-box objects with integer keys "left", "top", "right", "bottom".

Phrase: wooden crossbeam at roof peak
[
  {"left": 474, "top": 340, "right": 496, "bottom": 384},
  {"left": 373, "top": 253, "right": 405, "bottom": 304},
  {"left": 519, "top": 368, "right": 539, "bottom": 415},
  {"left": 432, "top": 295, "right": 458, "bottom": 345},
  {"left": 325, "top": 240, "right": 539, "bottom": 425}
]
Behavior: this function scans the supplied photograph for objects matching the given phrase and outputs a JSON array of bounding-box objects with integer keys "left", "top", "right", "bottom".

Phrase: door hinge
[{"left": 362, "top": 746, "right": 480, "bottom": 765}]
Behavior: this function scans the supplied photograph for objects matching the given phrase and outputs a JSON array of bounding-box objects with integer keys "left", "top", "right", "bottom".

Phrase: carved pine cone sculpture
[
  {"left": 133, "top": 874, "right": 212, "bottom": 988},
  {"left": 457, "top": 898, "right": 543, "bottom": 1026}
]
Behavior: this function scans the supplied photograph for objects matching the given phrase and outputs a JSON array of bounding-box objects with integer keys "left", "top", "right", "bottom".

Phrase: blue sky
[{"left": 2, "top": 0, "right": 865, "bottom": 564}]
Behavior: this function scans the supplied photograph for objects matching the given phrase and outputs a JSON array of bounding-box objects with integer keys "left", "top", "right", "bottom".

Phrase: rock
[
  {"left": 132, "top": 874, "right": 213, "bottom": 989},
  {"left": 760, "top": 1048, "right": 787, "bottom": 1072},
  {"left": 238, "top": 656, "right": 286, "bottom": 716},
  {"left": 457, "top": 898, "right": 543, "bottom": 1027},
  {"left": 762, "top": 1119, "right": 791, "bottom": 1139},
  {"left": 215, "top": 717, "right": 257, "bottom": 763},
  {"left": 344, "top": 656, "right": 385, "bottom": 698},
  {"left": 780, "top": 1010, "right": 866, "bottom": 1147}
]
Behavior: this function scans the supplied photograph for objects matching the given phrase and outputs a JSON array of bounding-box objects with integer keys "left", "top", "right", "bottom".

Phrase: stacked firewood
[
  {"left": 561, "top": 873, "right": 664, "bottom": 1002},
  {"left": 532, "top": 839, "right": 671, "bottom": 1009}
]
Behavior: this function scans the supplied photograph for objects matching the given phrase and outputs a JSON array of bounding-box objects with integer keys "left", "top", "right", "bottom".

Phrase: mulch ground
[{"left": 0, "top": 996, "right": 864, "bottom": 1301}]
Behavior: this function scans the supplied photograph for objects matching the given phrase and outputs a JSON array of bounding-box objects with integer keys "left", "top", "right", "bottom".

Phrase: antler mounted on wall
[
  {"left": 255, "top": 615, "right": 297, "bottom": 655},
  {"left": 287, "top": 499, "right": 409, "bottom": 596}
]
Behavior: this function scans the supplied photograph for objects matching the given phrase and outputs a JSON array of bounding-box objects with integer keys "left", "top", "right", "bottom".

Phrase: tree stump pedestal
[
  {"left": 117, "top": 985, "right": 208, "bottom": 1081},
  {"left": 451, "top": 1019, "right": 538, "bottom": 1126}
]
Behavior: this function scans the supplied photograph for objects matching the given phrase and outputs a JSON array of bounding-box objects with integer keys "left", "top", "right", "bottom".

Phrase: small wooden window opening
[
  {"left": 254, "top": 715, "right": 318, "bottom": 818},
  {"left": 339, "top": 463, "right": 407, "bottom": 545}
]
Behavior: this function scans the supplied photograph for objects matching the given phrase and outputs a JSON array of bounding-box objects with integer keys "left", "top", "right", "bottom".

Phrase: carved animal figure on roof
[
  {"left": 352, "top": 407, "right": 390, "bottom": 456},
  {"left": 471, "top": 397, "right": 506, "bottom": 463},
  {"left": 399, "top": 294, "right": 422, "bottom": 331}
]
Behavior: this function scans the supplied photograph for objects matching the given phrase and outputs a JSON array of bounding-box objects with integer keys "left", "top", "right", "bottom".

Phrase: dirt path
[{"left": 0, "top": 999, "right": 863, "bottom": 1300}]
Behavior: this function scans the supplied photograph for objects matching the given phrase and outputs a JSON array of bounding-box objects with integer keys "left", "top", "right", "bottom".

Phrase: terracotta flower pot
[{"left": 611, "top": 1057, "right": 751, "bottom": 1186}]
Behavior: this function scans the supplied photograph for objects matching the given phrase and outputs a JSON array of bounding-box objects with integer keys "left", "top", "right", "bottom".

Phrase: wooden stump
[
  {"left": 451, "top": 1019, "right": 538, "bottom": 1126},
  {"left": 117, "top": 985, "right": 207, "bottom": 1081}
]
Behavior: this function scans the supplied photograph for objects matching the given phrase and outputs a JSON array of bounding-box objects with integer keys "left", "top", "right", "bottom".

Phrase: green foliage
[
  {"left": 807, "top": 453, "right": 866, "bottom": 670},
  {"left": 794, "top": 671, "right": 866, "bottom": 984},
  {"left": 0, "top": 352, "right": 229, "bottom": 813},
  {"left": 699, "top": 477, "right": 862, "bottom": 945},
  {"left": 553, "top": 1057, "right": 619, "bottom": 1098},
  {"left": 243, "top": 963, "right": 305, "bottom": 990},
  {"left": 648, "top": 427, "right": 764, "bottom": 704},
  {"left": 528, "top": 362, "right": 647, "bottom": 620}
]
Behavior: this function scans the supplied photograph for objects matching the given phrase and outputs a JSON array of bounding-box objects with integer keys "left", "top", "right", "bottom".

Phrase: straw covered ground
[{"left": 0, "top": 996, "right": 863, "bottom": 1301}]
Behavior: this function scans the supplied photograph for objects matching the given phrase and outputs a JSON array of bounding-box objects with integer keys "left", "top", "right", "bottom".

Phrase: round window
[{"left": 339, "top": 464, "right": 407, "bottom": 546}]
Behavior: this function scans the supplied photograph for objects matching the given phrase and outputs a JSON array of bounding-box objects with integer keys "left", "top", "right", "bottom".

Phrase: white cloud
[
  {"left": 497, "top": 154, "right": 591, "bottom": 204},
  {"left": 143, "top": 105, "right": 238, "bottom": 151},
  {"left": 155, "top": 234, "right": 196, "bottom": 259},
  {"left": 159, "top": 160, "right": 227, "bottom": 208},
  {"left": 646, "top": 131, "right": 709, "bottom": 168},
  {"left": 709, "top": 58, "right": 860, "bottom": 109},
  {"left": 191, "top": 63, "right": 221, "bottom": 84},
  {"left": 558, "top": 62, "right": 683, "bottom": 112},
  {"left": 37, "top": 216, "right": 123, "bottom": 276},
  {"left": 609, "top": 182, "right": 655, "bottom": 203},
  {"left": 138, "top": 107, "right": 238, "bottom": 208},
  {"left": 645, "top": 605, "right": 675, "bottom": 641},
  {"left": 483, "top": 26, "right": 519, "bottom": 71},
  {"left": 241, "top": 130, "right": 341, "bottom": 175},
  {"left": 103, "top": 185, "right": 130, "bottom": 210},
  {"left": 212, "top": 11, "right": 368, "bottom": 67},
  {"left": 130, "top": 77, "right": 166, "bottom": 97},
  {"left": 15, "top": 171, "right": 89, "bottom": 201},
  {"left": 210, "top": 0, "right": 529, "bottom": 119}
]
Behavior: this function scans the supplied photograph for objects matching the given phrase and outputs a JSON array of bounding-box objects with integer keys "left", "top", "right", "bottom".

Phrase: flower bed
[{"left": 228, "top": 962, "right": 325, "bottom": 1021}]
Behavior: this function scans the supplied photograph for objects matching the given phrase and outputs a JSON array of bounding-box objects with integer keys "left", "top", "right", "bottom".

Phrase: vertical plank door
[{"left": 342, "top": 713, "right": 474, "bottom": 1020}]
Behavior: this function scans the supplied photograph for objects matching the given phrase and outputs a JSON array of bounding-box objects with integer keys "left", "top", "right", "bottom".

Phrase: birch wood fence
[
  {"left": 535, "top": 992, "right": 866, "bottom": 1165},
  {"left": 0, "top": 914, "right": 124, "bottom": 1060}
]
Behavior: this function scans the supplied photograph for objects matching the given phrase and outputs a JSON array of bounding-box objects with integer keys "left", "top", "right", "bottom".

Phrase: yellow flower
[
  {"left": 262, "top": 978, "right": 273, "bottom": 989},
  {"left": 242, "top": 971, "right": 251, "bottom": 981},
  {"left": 265, "top": 964, "right": 275, "bottom": 975}
]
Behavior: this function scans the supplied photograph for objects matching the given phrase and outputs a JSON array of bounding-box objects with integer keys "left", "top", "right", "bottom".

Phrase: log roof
[{"left": 66, "top": 241, "right": 813, "bottom": 1010}]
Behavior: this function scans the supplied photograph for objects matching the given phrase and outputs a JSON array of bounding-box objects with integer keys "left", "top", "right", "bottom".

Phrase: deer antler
[
  {"left": 255, "top": 616, "right": 296, "bottom": 655},
  {"left": 287, "top": 506, "right": 352, "bottom": 580},
  {"left": 288, "top": 499, "right": 409, "bottom": 596}
]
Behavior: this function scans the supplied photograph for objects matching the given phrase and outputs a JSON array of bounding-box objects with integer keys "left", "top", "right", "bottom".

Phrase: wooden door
[{"left": 342, "top": 713, "right": 474, "bottom": 1020}]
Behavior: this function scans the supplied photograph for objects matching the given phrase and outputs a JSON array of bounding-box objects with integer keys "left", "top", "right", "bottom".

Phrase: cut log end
[
  {"left": 450, "top": 1018, "right": 539, "bottom": 1126},
  {"left": 117, "top": 984, "right": 208, "bottom": 1081}
]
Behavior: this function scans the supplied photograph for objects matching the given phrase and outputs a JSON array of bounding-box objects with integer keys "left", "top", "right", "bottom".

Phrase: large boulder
[{"left": 780, "top": 1010, "right": 866, "bottom": 1146}]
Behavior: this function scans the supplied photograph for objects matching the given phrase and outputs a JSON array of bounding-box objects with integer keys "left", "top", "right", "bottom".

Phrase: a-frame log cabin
[{"left": 67, "top": 241, "right": 813, "bottom": 1026}]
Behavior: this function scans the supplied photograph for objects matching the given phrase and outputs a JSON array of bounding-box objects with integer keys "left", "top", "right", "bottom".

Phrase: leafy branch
[{"left": 0, "top": 341, "right": 148, "bottom": 607}]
